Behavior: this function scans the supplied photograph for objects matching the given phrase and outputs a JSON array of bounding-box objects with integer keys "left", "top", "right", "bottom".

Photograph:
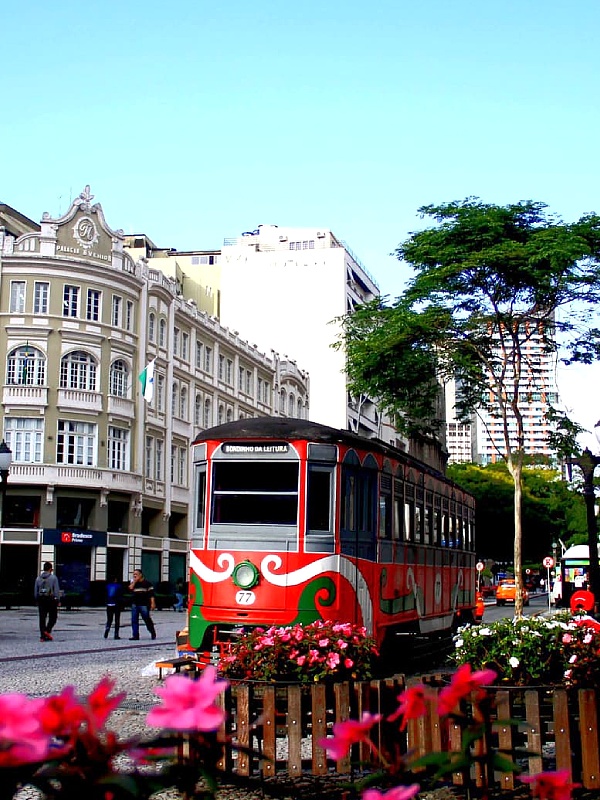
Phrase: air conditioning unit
[
  {"left": 279, "top": 235, "right": 288, "bottom": 242},
  {"left": 317, "top": 232, "right": 326, "bottom": 238}
]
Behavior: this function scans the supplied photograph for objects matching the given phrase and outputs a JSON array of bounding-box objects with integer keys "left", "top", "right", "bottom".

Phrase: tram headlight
[{"left": 232, "top": 560, "right": 259, "bottom": 589}]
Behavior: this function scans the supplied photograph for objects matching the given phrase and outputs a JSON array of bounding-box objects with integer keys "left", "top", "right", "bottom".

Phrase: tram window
[
  {"left": 393, "top": 495, "right": 402, "bottom": 539},
  {"left": 307, "top": 465, "right": 333, "bottom": 532},
  {"left": 212, "top": 462, "right": 298, "bottom": 525},
  {"left": 415, "top": 506, "right": 422, "bottom": 543},
  {"left": 424, "top": 507, "right": 431, "bottom": 544},
  {"left": 379, "top": 494, "right": 392, "bottom": 538},
  {"left": 404, "top": 502, "right": 412, "bottom": 541},
  {"left": 195, "top": 464, "right": 207, "bottom": 531}
]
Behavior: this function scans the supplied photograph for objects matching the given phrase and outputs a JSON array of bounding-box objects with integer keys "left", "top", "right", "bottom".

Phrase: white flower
[
  {"left": 569, "top": 655, "right": 577, "bottom": 663},
  {"left": 455, "top": 638, "right": 464, "bottom": 648},
  {"left": 509, "top": 656, "right": 520, "bottom": 668},
  {"left": 478, "top": 627, "right": 491, "bottom": 636}
]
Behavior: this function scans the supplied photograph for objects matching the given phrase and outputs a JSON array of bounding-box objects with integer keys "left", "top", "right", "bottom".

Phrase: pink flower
[
  {"left": 363, "top": 785, "right": 420, "bottom": 800},
  {"left": 326, "top": 652, "right": 340, "bottom": 669},
  {"left": 336, "top": 639, "right": 349, "bottom": 649},
  {"left": 296, "top": 655, "right": 307, "bottom": 666},
  {"left": 0, "top": 694, "right": 51, "bottom": 766},
  {"left": 147, "top": 666, "right": 228, "bottom": 731},
  {"left": 438, "top": 664, "right": 497, "bottom": 715},
  {"left": 389, "top": 685, "right": 431, "bottom": 729},
  {"left": 344, "top": 658, "right": 354, "bottom": 668},
  {"left": 562, "top": 633, "right": 573, "bottom": 644},
  {"left": 319, "top": 712, "right": 382, "bottom": 760},
  {"left": 520, "top": 769, "right": 581, "bottom": 800},
  {"left": 318, "top": 638, "right": 330, "bottom": 647}
]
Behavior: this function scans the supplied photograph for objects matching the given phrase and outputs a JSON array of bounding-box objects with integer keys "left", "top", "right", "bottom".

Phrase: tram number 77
[{"left": 235, "top": 590, "right": 256, "bottom": 605}]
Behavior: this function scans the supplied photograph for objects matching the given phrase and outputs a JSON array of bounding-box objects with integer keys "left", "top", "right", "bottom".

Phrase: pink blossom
[
  {"left": 318, "top": 637, "right": 330, "bottom": 647},
  {"left": 344, "top": 658, "right": 354, "bottom": 668},
  {"left": 326, "top": 652, "right": 340, "bottom": 669},
  {"left": 584, "top": 633, "right": 593, "bottom": 644},
  {"left": 438, "top": 664, "right": 497, "bottom": 715},
  {"left": 296, "top": 655, "right": 307, "bottom": 666},
  {"left": 0, "top": 694, "right": 51, "bottom": 766},
  {"left": 319, "top": 712, "right": 382, "bottom": 760},
  {"left": 389, "top": 685, "right": 431, "bottom": 729},
  {"left": 562, "top": 633, "right": 573, "bottom": 644},
  {"left": 520, "top": 769, "right": 581, "bottom": 800},
  {"left": 363, "top": 785, "right": 420, "bottom": 800},
  {"left": 147, "top": 666, "right": 228, "bottom": 731},
  {"left": 336, "top": 639, "right": 349, "bottom": 649},
  {"left": 308, "top": 649, "right": 322, "bottom": 664},
  {"left": 87, "top": 677, "right": 126, "bottom": 728}
]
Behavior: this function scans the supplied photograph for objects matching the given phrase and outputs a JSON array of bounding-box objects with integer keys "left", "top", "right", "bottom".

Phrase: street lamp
[
  {"left": 566, "top": 421, "right": 600, "bottom": 614},
  {"left": 0, "top": 440, "right": 12, "bottom": 528}
]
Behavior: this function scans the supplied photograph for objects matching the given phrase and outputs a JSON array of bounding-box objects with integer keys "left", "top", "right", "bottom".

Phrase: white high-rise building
[
  {"left": 445, "top": 315, "right": 559, "bottom": 464},
  {"left": 219, "top": 224, "right": 400, "bottom": 444}
]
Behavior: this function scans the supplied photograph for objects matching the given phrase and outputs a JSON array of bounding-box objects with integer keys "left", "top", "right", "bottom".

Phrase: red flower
[
  {"left": 319, "top": 712, "right": 382, "bottom": 760},
  {"left": 438, "top": 664, "right": 497, "bottom": 715},
  {"left": 520, "top": 769, "right": 581, "bottom": 800},
  {"left": 388, "top": 685, "right": 431, "bottom": 729},
  {"left": 87, "top": 677, "right": 126, "bottom": 729},
  {"left": 39, "top": 686, "right": 87, "bottom": 737}
]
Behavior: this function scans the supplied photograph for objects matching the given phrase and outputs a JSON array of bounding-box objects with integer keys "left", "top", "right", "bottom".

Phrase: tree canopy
[{"left": 338, "top": 199, "right": 600, "bottom": 614}]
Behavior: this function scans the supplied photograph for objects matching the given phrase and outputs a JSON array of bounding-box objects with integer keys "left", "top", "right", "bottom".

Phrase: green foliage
[{"left": 447, "top": 461, "right": 587, "bottom": 560}]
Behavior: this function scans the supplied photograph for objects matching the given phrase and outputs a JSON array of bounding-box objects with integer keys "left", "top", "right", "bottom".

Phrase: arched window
[
  {"left": 226, "top": 407, "right": 233, "bottom": 422},
  {"left": 180, "top": 386, "right": 188, "bottom": 420},
  {"left": 6, "top": 345, "right": 46, "bottom": 386},
  {"left": 159, "top": 318, "right": 166, "bottom": 347},
  {"left": 148, "top": 312, "right": 156, "bottom": 342},
  {"left": 279, "top": 389, "right": 286, "bottom": 413},
  {"left": 109, "top": 359, "right": 129, "bottom": 397},
  {"left": 195, "top": 394, "right": 203, "bottom": 426},
  {"left": 297, "top": 398, "right": 303, "bottom": 418},
  {"left": 288, "top": 392, "right": 295, "bottom": 416},
  {"left": 204, "top": 398, "right": 212, "bottom": 428},
  {"left": 172, "top": 384, "right": 179, "bottom": 416},
  {"left": 60, "top": 351, "right": 97, "bottom": 391},
  {"left": 218, "top": 404, "right": 224, "bottom": 425}
]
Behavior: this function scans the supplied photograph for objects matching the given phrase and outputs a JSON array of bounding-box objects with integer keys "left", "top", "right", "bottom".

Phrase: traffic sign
[
  {"left": 476, "top": 561, "right": 484, "bottom": 572},
  {"left": 543, "top": 556, "right": 554, "bottom": 568}
]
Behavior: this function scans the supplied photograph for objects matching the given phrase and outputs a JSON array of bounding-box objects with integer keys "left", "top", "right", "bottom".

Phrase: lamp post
[
  {"left": 0, "top": 440, "right": 12, "bottom": 528},
  {"left": 567, "top": 422, "right": 600, "bottom": 614}
]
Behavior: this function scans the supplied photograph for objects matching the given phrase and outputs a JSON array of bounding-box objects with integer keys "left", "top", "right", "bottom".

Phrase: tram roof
[{"left": 193, "top": 417, "right": 446, "bottom": 479}]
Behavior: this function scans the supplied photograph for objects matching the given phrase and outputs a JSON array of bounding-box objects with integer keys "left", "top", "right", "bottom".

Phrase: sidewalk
[{"left": 0, "top": 605, "right": 186, "bottom": 659}]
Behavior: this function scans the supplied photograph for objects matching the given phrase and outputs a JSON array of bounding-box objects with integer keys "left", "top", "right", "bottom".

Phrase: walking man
[
  {"left": 128, "top": 568, "right": 157, "bottom": 640},
  {"left": 104, "top": 576, "right": 124, "bottom": 639},
  {"left": 34, "top": 561, "right": 60, "bottom": 642}
]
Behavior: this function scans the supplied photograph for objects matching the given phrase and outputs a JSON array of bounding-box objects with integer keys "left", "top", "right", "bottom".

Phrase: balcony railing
[
  {"left": 3, "top": 385, "right": 48, "bottom": 407},
  {"left": 57, "top": 389, "right": 102, "bottom": 412}
]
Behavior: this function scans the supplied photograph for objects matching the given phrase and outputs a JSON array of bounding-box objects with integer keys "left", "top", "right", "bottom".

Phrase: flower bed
[
  {"left": 219, "top": 620, "right": 379, "bottom": 683},
  {"left": 450, "top": 613, "right": 600, "bottom": 689}
]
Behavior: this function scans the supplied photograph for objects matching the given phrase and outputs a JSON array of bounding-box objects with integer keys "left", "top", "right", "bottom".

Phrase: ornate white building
[{"left": 0, "top": 188, "right": 308, "bottom": 600}]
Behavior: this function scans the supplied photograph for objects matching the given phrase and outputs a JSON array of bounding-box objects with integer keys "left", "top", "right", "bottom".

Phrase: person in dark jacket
[
  {"left": 104, "top": 577, "right": 124, "bottom": 639},
  {"left": 128, "top": 569, "right": 157, "bottom": 640},
  {"left": 34, "top": 561, "right": 60, "bottom": 642}
]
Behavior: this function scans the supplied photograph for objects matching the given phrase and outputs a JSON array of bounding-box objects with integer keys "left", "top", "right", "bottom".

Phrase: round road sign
[
  {"left": 543, "top": 556, "right": 554, "bottom": 568},
  {"left": 476, "top": 561, "right": 484, "bottom": 572}
]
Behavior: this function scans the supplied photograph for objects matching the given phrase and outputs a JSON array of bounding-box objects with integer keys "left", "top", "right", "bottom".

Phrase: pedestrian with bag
[
  {"left": 104, "top": 576, "right": 124, "bottom": 639},
  {"left": 128, "top": 569, "right": 157, "bottom": 640},
  {"left": 34, "top": 561, "right": 60, "bottom": 642}
]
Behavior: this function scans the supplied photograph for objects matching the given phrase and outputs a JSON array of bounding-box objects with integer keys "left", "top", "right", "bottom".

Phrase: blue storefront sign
[{"left": 42, "top": 529, "right": 107, "bottom": 547}]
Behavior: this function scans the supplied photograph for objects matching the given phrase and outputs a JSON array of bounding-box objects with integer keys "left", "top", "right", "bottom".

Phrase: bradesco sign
[{"left": 42, "top": 529, "right": 108, "bottom": 547}]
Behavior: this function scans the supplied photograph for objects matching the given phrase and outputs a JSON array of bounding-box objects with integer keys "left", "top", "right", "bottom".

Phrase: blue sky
[{"left": 4, "top": 0, "right": 600, "bottom": 438}]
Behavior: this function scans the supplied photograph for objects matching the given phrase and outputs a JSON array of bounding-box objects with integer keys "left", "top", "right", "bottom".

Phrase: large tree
[{"left": 337, "top": 199, "right": 600, "bottom": 616}]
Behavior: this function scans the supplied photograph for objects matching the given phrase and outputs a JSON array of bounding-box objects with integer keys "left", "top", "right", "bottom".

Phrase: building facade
[
  {"left": 445, "top": 316, "right": 559, "bottom": 465},
  {"left": 0, "top": 188, "right": 308, "bottom": 600},
  {"left": 217, "top": 224, "right": 397, "bottom": 441}
]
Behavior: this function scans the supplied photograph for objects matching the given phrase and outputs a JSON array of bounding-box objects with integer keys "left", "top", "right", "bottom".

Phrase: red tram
[{"left": 189, "top": 418, "right": 477, "bottom": 661}]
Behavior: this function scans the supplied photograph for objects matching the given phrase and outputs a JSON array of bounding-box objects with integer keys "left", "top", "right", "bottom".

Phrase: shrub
[
  {"left": 219, "top": 620, "right": 379, "bottom": 683},
  {"left": 451, "top": 614, "right": 600, "bottom": 688}
]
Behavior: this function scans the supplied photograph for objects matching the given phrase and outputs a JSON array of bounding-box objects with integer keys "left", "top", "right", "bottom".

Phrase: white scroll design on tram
[
  {"left": 261, "top": 554, "right": 373, "bottom": 632},
  {"left": 190, "top": 551, "right": 235, "bottom": 583}
]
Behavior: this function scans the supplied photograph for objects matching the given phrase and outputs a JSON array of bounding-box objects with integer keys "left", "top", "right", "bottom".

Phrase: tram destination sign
[{"left": 222, "top": 442, "right": 289, "bottom": 454}]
